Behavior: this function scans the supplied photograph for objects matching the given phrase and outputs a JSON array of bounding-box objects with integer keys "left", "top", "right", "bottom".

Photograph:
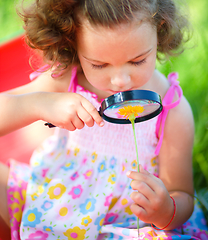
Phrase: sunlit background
[{"left": 0, "top": 0, "right": 208, "bottom": 222}]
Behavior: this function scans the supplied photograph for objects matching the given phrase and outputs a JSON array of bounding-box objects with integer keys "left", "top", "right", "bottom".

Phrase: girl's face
[{"left": 77, "top": 18, "right": 157, "bottom": 95}]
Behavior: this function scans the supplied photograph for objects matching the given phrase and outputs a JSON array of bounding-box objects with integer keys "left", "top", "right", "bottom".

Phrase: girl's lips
[{"left": 109, "top": 88, "right": 134, "bottom": 94}]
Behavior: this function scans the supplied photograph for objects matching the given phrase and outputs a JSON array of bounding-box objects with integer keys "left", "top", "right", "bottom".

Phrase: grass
[
  {"left": 1, "top": 0, "right": 208, "bottom": 222},
  {"left": 0, "top": 0, "right": 24, "bottom": 42}
]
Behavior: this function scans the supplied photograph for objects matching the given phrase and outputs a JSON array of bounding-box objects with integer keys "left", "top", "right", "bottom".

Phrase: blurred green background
[{"left": 0, "top": 0, "right": 208, "bottom": 221}]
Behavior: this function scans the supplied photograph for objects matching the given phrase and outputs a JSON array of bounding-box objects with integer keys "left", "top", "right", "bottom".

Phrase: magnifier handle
[
  {"left": 45, "top": 122, "right": 56, "bottom": 128},
  {"left": 45, "top": 110, "right": 102, "bottom": 128}
]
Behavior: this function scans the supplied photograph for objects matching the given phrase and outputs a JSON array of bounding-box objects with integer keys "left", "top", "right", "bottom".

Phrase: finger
[
  {"left": 77, "top": 106, "right": 95, "bottom": 127},
  {"left": 126, "top": 167, "right": 160, "bottom": 187},
  {"left": 60, "top": 121, "right": 76, "bottom": 131},
  {"left": 131, "top": 179, "right": 156, "bottom": 201},
  {"left": 81, "top": 99, "right": 104, "bottom": 127},
  {"left": 127, "top": 168, "right": 157, "bottom": 198},
  {"left": 130, "top": 203, "right": 147, "bottom": 220},
  {"left": 56, "top": 111, "right": 77, "bottom": 131},
  {"left": 130, "top": 191, "right": 149, "bottom": 208},
  {"left": 126, "top": 170, "right": 150, "bottom": 182},
  {"left": 70, "top": 114, "right": 85, "bottom": 130},
  {"left": 126, "top": 165, "right": 150, "bottom": 179}
]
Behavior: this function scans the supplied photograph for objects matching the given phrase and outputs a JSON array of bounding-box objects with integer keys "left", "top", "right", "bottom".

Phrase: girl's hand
[
  {"left": 37, "top": 92, "right": 104, "bottom": 131},
  {"left": 126, "top": 165, "right": 174, "bottom": 228}
]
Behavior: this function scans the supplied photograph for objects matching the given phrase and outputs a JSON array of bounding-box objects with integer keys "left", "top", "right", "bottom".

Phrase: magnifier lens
[{"left": 103, "top": 100, "right": 161, "bottom": 120}]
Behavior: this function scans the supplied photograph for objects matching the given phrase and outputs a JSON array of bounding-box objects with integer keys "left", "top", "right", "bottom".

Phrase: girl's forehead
[{"left": 76, "top": 19, "right": 157, "bottom": 63}]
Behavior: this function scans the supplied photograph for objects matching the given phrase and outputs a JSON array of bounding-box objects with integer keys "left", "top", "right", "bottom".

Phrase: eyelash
[
  {"left": 91, "top": 59, "right": 146, "bottom": 69},
  {"left": 91, "top": 64, "right": 107, "bottom": 69},
  {"left": 130, "top": 59, "right": 146, "bottom": 66}
]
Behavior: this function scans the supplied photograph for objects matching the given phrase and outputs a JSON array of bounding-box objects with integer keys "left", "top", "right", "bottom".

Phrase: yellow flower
[
  {"left": 121, "top": 198, "right": 128, "bottom": 206},
  {"left": 45, "top": 227, "right": 53, "bottom": 232},
  {"left": 31, "top": 193, "right": 38, "bottom": 201},
  {"left": 10, "top": 189, "right": 26, "bottom": 222},
  {"left": 124, "top": 205, "right": 133, "bottom": 215},
  {"left": 32, "top": 161, "right": 41, "bottom": 167},
  {"left": 44, "top": 177, "right": 52, "bottom": 185},
  {"left": 122, "top": 163, "right": 126, "bottom": 172},
  {"left": 74, "top": 148, "right": 80, "bottom": 156},
  {"left": 151, "top": 157, "right": 157, "bottom": 167},
  {"left": 91, "top": 152, "right": 98, "bottom": 163},
  {"left": 118, "top": 105, "right": 144, "bottom": 120},
  {"left": 81, "top": 216, "right": 92, "bottom": 227},
  {"left": 131, "top": 160, "right": 137, "bottom": 170},
  {"left": 108, "top": 173, "right": 116, "bottom": 184},
  {"left": 64, "top": 226, "right": 86, "bottom": 240},
  {"left": 148, "top": 229, "right": 168, "bottom": 239},
  {"left": 47, "top": 183, "right": 66, "bottom": 200}
]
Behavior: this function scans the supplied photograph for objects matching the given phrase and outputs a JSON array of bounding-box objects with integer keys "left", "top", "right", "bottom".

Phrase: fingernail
[
  {"left": 99, "top": 121, "right": 105, "bottom": 127},
  {"left": 126, "top": 171, "right": 131, "bottom": 177}
]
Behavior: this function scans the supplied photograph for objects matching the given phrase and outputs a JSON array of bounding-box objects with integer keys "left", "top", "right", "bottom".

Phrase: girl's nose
[{"left": 111, "top": 73, "right": 131, "bottom": 88}]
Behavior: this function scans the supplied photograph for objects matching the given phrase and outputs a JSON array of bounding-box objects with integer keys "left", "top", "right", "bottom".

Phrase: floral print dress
[{"left": 7, "top": 70, "right": 208, "bottom": 240}]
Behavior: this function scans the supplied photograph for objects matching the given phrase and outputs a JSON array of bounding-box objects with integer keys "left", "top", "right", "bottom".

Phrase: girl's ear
[
  {"left": 160, "top": 20, "right": 165, "bottom": 26},
  {"left": 158, "top": 20, "right": 165, "bottom": 30}
]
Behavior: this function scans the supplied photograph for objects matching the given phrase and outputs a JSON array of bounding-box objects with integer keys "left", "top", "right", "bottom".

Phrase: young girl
[{"left": 0, "top": 0, "right": 207, "bottom": 239}]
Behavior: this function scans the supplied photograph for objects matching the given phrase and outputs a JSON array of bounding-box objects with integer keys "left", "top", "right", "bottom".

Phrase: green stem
[
  {"left": 129, "top": 115, "right": 140, "bottom": 236},
  {"left": 130, "top": 118, "right": 140, "bottom": 172}
]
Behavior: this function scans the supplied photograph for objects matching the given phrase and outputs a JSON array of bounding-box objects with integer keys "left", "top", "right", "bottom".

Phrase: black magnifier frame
[{"left": 99, "top": 89, "right": 163, "bottom": 124}]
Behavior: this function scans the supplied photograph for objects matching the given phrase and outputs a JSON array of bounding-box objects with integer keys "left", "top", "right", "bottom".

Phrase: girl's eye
[
  {"left": 130, "top": 59, "right": 146, "bottom": 66},
  {"left": 91, "top": 63, "right": 107, "bottom": 69},
  {"left": 91, "top": 59, "right": 146, "bottom": 69}
]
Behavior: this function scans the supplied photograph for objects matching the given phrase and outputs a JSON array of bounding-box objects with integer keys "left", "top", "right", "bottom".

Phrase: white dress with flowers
[{"left": 7, "top": 69, "right": 208, "bottom": 240}]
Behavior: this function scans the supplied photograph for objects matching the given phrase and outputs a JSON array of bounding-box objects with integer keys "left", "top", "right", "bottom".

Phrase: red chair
[{"left": 0, "top": 35, "right": 53, "bottom": 239}]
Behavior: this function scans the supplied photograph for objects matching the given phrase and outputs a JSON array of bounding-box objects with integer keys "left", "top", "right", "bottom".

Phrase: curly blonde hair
[{"left": 18, "top": 0, "right": 190, "bottom": 73}]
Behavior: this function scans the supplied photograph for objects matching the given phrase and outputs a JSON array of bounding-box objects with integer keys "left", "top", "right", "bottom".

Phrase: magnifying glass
[
  {"left": 99, "top": 89, "right": 163, "bottom": 124},
  {"left": 45, "top": 89, "right": 163, "bottom": 127}
]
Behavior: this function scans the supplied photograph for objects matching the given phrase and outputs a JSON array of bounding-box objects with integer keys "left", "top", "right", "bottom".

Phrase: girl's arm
[
  {"left": 0, "top": 162, "right": 10, "bottom": 227},
  {"left": 157, "top": 95, "right": 194, "bottom": 229},
  {"left": 127, "top": 95, "right": 194, "bottom": 230},
  {"left": 0, "top": 69, "right": 104, "bottom": 136}
]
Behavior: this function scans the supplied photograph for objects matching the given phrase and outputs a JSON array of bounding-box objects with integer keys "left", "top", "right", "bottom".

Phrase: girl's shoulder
[
  {"left": 29, "top": 65, "right": 74, "bottom": 93},
  {"left": 153, "top": 69, "right": 194, "bottom": 135},
  {"left": 156, "top": 71, "right": 194, "bottom": 144}
]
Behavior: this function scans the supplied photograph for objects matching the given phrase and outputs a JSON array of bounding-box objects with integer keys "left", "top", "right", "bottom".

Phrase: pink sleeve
[
  {"left": 155, "top": 72, "right": 183, "bottom": 155},
  {"left": 68, "top": 66, "right": 78, "bottom": 92}
]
